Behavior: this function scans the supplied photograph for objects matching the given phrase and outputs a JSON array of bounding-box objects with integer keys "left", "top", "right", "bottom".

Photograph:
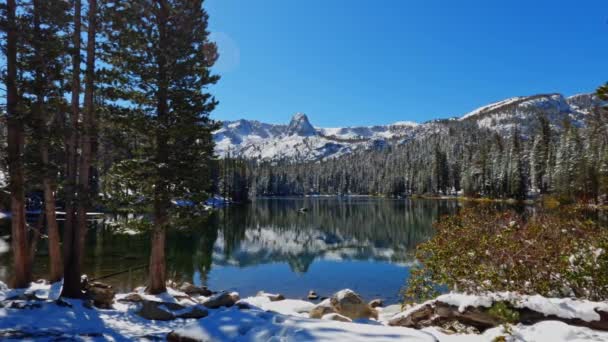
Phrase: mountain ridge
[{"left": 214, "top": 92, "right": 602, "bottom": 162}]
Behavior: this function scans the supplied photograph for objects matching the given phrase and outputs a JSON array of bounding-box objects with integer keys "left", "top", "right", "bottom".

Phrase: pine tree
[
  {"left": 531, "top": 114, "right": 551, "bottom": 193},
  {"left": 507, "top": 129, "right": 527, "bottom": 199},
  {"left": 20, "top": 0, "right": 71, "bottom": 283},
  {"left": 103, "top": 0, "right": 219, "bottom": 294},
  {"left": 75, "top": 0, "right": 97, "bottom": 285},
  {"left": 61, "top": 0, "right": 84, "bottom": 298},
  {"left": 3, "top": 0, "right": 31, "bottom": 288}
]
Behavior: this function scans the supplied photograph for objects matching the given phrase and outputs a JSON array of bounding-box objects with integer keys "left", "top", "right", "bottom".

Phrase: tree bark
[
  {"left": 43, "top": 149, "right": 62, "bottom": 282},
  {"left": 62, "top": 0, "right": 83, "bottom": 298},
  {"left": 32, "top": 0, "right": 63, "bottom": 283},
  {"left": 74, "top": 0, "right": 97, "bottom": 290},
  {"left": 148, "top": 0, "right": 169, "bottom": 294},
  {"left": 6, "top": 0, "right": 31, "bottom": 288}
]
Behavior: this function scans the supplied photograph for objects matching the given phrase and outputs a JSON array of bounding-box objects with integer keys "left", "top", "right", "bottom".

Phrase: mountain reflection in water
[{"left": 0, "top": 198, "right": 458, "bottom": 303}]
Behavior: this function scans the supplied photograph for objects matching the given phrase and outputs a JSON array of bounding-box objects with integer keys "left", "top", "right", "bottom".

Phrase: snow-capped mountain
[
  {"left": 214, "top": 92, "right": 602, "bottom": 162},
  {"left": 214, "top": 112, "right": 419, "bottom": 162},
  {"left": 457, "top": 93, "right": 600, "bottom": 135}
]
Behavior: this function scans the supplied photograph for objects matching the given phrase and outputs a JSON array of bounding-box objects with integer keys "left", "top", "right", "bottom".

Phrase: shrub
[{"left": 403, "top": 206, "right": 608, "bottom": 303}]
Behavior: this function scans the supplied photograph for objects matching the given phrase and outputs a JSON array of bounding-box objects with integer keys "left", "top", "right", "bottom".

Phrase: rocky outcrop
[{"left": 389, "top": 299, "right": 608, "bottom": 332}]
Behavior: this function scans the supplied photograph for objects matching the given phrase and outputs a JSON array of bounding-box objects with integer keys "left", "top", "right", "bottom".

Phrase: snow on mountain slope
[
  {"left": 214, "top": 113, "right": 419, "bottom": 161},
  {"left": 214, "top": 92, "right": 599, "bottom": 162},
  {"left": 457, "top": 93, "right": 601, "bottom": 135}
]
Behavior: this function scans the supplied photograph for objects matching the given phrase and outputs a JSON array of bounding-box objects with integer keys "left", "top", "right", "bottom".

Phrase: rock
[
  {"left": 85, "top": 282, "right": 115, "bottom": 309},
  {"left": 388, "top": 303, "right": 435, "bottom": 328},
  {"left": 330, "top": 289, "right": 378, "bottom": 320},
  {"left": 307, "top": 290, "right": 319, "bottom": 300},
  {"left": 6, "top": 293, "right": 43, "bottom": 301},
  {"left": 369, "top": 299, "right": 384, "bottom": 308},
  {"left": 118, "top": 293, "right": 145, "bottom": 303},
  {"left": 136, "top": 301, "right": 185, "bottom": 321},
  {"left": 440, "top": 320, "right": 480, "bottom": 335},
  {"left": 8, "top": 301, "right": 41, "bottom": 309},
  {"left": 236, "top": 302, "right": 251, "bottom": 310},
  {"left": 179, "top": 282, "right": 212, "bottom": 297},
  {"left": 167, "top": 331, "right": 203, "bottom": 342},
  {"left": 256, "top": 291, "right": 285, "bottom": 302},
  {"left": 322, "top": 313, "right": 352, "bottom": 322},
  {"left": 202, "top": 292, "right": 239, "bottom": 309},
  {"left": 176, "top": 306, "right": 208, "bottom": 319},
  {"left": 388, "top": 299, "right": 608, "bottom": 332},
  {"left": 309, "top": 299, "right": 335, "bottom": 319}
]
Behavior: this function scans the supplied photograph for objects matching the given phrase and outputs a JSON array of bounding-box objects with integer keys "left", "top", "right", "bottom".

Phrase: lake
[{"left": 0, "top": 197, "right": 459, "bottom": 304}]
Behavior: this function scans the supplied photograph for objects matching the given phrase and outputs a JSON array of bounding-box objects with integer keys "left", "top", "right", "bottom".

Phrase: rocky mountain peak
[{"left": 286, "top": 112, "right": 316, "bottom": 136}]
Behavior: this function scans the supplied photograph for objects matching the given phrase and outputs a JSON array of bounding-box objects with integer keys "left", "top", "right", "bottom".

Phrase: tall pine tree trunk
[
  {"left": 75, "top": 0, "right": 97, "bottom": 285},
  {"left": 62, "top": 0, "right": 83, "bottom": 298},
  {"left": 32, "top": 0, "right": 63, "bottom": 283},
  {"left": 148, "top": 1, "right": 169, "bottom": 294},
  {"left": 6, "top": 0, "right": 30, "bottom": 288},
  {"left": 42, "top": 148, "right": 62, "bottom": 282}
]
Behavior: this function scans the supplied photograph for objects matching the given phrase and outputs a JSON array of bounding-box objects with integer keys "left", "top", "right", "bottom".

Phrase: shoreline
[{"left": 1, "top": 279, "right": 607, "bottom": 341}]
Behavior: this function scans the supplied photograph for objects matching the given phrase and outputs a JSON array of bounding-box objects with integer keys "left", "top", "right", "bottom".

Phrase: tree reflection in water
[{"left": 0, "top": 198, "right": 458, "bottom": 301}]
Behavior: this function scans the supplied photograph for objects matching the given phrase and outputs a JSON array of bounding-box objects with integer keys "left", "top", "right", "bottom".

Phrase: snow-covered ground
[{"left": 1, "top": 281, "right": 608, "bottom": 341}]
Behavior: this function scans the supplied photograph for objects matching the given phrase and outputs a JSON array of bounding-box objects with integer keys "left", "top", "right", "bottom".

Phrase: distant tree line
[
  {"left": 249, "top": 86, "right": 608, "bottom": 203},
  {"left": 1, "top": 0, "right": 219, "bottom": 295}
]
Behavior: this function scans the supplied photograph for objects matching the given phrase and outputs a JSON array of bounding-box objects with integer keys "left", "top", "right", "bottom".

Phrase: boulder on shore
[
  {"left": 309, "top": 299, "right": 335, "bottom": 319},
  {"left": 256, "top": 291, "right": 285, "bottom": 302},
  {"left": 202, "top": 292, "right": 240, "bottom": 309},
  {"left": 137, "top": 301, "right": 183, "bottom": 321},
  {"left": 388, "top": 298, "right": 608, "bottom": 332},
  {"left": 118, "top": 293, "right": 145, "bottom": 303},
  {"left": 330, "top": 289, "right": 378, "bottom": 320},
  {"left": 179, "top": 282, "right": 213, "bottom": 297},
  {"left": 369, "top": 299, "right": 384, "bottom": 308},
  {"left": 85, "top": 282, "right": 115, "bottom": 309},
  {"left": 136, "top": 300, "right": 208, "bottom": 321}
]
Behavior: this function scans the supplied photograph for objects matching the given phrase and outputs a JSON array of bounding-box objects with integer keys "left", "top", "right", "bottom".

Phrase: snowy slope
[
  {"left": 214, "top": 113, "right": 419, "bottom": 162},
  {"left": 214, "top": 92, "right": 600, "bottom": 162}
]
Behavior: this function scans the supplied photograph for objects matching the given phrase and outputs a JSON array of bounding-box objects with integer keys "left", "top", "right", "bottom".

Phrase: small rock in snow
[
  {"left": 307, "top": 290, "right": 319, "bottom": 300},
  {"left": 202, "top": 291, "right": 239, "bottom": 309},
  {"left": 256, "top": 291, "right": 285, "bottom": 302}
]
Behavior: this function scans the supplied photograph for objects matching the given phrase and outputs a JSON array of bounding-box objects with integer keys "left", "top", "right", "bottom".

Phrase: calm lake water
[{"left": 0, "top": 198, "right": 459, "bottom": 303}]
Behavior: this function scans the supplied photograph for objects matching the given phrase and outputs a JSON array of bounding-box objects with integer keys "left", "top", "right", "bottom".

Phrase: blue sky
[{"left": 206, "top": 0, "right": 608, "bottom": 127}]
